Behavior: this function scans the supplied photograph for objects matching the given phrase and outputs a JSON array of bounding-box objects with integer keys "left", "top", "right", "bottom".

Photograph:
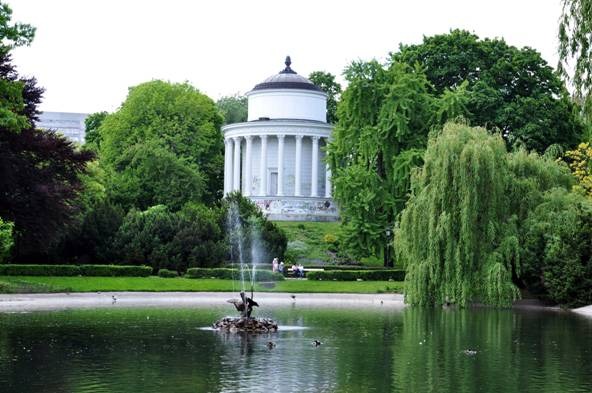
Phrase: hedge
[
  {"left": 186, "top": 268, "right": 285, "bottom": 281},
  {"left": 306, "top": 270, "right": 406, "bottom": 281},
  {"left": 158, "top": 268, "right": 178, "bottom": 278},
  {"left": 0, "top": 264, "right": 152, "bottom": 277}
]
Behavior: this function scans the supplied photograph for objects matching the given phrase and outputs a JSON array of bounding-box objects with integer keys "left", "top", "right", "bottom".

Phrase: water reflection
[{"left": 0, "top": 306, "right": 590, "bottom": 392}]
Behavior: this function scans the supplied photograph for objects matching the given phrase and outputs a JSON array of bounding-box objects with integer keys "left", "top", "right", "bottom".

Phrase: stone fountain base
[{"left": 213, "top": 317, "right": 278, "bottom": 333}]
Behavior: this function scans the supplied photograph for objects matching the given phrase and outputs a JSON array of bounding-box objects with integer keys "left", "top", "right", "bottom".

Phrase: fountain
[{"left": 212, "top": 201, "right": 278, "bottom": 333}]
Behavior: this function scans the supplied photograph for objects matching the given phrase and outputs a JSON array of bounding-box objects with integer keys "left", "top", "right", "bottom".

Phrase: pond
[{"left": 0, "top": 304, "right": 591, "bottom": 392}]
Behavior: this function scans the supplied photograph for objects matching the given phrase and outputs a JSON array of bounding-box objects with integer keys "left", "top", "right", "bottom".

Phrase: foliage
[
  {"left": 0, "top": 264, "right": 151, "bottom": 277},
  {"left": 522, "top": 189, "right": 592, "bottom": 307},
  {"left": 185, "top": 267, "right": 285, "bottom": 281},
  {"left": 216, "top": 95, "right": 247, "bottom": 124},
  {"left": 392, "top": 29, "right": 583, "bottom": 153},
  {"left": 113, "top": 204, "right": 226, "bottom": 272},
  {"left": 306, "top": 269, "right": 406, "bottom": 281},
  {"left": 223, "top": 192, "right": 287, "bottom": 264},
  {"left": 106, "top": 141, "right": 205, "bottom": 211},
  {"left": 397, "top": 123, "right": 576, "bottom": 307},
  {"left": 0, "top": 217, "right": 13, "bottom": 262},
  {"left": 0, "top": 12, "right": 93, "bottom": 260},
  {"left": 308, "top": 71, "right": 342, "bottom": 123},
  {"left": 157, "top": 268, "right": 178, "bottom": 278},
  {"left": 327, "top": 61, "right": 433, "bottom": 262},
  {"left": 562, "top": 142, "right": 592, "bottom": 196},
  {"left": 83, "top": 111, "right": 108, "bottom": 151},
  {"left": 99, "top": 80, "right": 224, "bottom": 204},
  {"left": 559, "top": 0, "right": 592, "bottom": 100},
  {"left": 397, "top": 123, "right": 518, "bottom": 306},
  {"left": 0, "top": 2, "right": 35, "bottom": 48}
]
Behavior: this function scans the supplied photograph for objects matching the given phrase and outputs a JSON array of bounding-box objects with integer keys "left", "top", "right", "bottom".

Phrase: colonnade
[{"left": 223, "top": 134, "right": 332, "bottom": 198}]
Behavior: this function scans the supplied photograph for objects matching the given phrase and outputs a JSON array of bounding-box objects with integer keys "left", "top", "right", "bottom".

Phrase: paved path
[{"left": 0, "top": 292, "right": 406, "bottom": 312}]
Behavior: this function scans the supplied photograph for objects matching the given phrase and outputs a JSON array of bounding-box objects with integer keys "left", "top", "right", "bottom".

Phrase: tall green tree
[
  {"left": 327, "top": 61, "right": 434, "bottom": 264},
  {"left": 216, "top": 95, "right": 247, "bottom": 124},
  {"left": 396, "top": 122, "right": 574, "bottom": 307},
  {"left": 0, "top": 3, "right": 93, "bottom": 260},
  {"left": 559, "top": 0, "right": 592, "bottom": 100},
  {"left": 99, "top": 80, "right": 224, "bottom": 204},
  {"left": 308, "top": 71, "right": 342, "bottom": 123},
  {"left": 392, "top": 29, "right": 583, "bottom": 153}
]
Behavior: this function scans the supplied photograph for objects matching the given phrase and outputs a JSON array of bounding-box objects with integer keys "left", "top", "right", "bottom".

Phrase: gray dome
[{"left": 252, "top": 56, "right": 323, "bottom": 92}]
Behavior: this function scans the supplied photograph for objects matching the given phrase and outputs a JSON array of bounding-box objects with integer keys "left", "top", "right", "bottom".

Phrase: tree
[
  {"left": 308, "top": 71, "right": 342, "bottom": 123},
  {"left": 99, "top": 80, "right": 224, "bottom": 204},
  {"left": 106, "top": 141, "right": 205, "bottom": 211},
  {"left": 0, "top": 2, "right": 35, "bottom": 48},
  {"left": 562, "top": 142, "right": 592, "bottom": 196},
  {"left": 0, "top": 217, "right": 13, "bottom": 262},
  {"left": 83, "top": 111, "right": 107, "bottom": 151},
  {"left": 559, "top": 0, "right": 592, "bottom": 100},
  {"left": 396, "top": 122, "right": 574, "bottom": 307},
  {"left": 392, "top": 29, "right": 583, "bottom": 153},
  {"left": 0, "top": 4, "right": 93, "bottom": 260},
  {"left": 522, "top": 189, "right": 592, "bottom": 307},
  {"left": 327, "top": 61, "right": 435, "bottom": 265},
  {"left": 216, "top": 95, "right": 247, "bottom": 124}
]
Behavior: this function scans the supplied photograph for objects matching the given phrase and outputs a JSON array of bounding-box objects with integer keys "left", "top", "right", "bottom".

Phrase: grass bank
[
  {"left": 274, "top": 221, "right": 341, "bottom": 263},
  {"left": 0, "top": 276, "right": 404, "bottom": 294}
]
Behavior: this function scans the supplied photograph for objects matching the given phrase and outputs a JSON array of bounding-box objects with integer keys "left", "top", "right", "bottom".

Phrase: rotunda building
[{"left": 222, "top": 57, "right": 338, "bottom": 221}]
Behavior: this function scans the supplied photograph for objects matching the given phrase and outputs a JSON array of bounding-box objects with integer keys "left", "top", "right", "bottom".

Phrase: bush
[
  {"left": 0, "top": 264, "right": 152, "bottom": 277},
  {"left": 186, "top": 267, "right": 284, "bottom": 281},
  {"left": 306, "top": 270, "right": 406, "bottom": 281},
  {"left": 158, "top": 268, "right": 178, "bottom": 278}
]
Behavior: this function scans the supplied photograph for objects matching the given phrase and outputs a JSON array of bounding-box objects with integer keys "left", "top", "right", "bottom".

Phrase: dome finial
[{"left": 280, "top": 56, "right": 296, "bottom": 74}]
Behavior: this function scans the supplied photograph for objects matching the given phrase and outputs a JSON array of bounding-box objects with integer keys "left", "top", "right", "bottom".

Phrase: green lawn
[
  {"left": 274, "top": 221, "right": 341, "bottom": 263},
  {"left": 0, "top": 276, "right": 404, "bottom": 294}
]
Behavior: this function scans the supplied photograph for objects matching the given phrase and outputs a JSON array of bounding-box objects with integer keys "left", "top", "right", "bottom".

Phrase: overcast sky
[{"left": 10, "top": 0, "right": 563, "bottom": 114}]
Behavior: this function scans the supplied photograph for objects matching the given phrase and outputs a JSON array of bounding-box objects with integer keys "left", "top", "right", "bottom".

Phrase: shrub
[
  {"left": 158, "top": 268, "right": 178, "bottom": 278},
  {"left": 0, "top": 264, "right": 81, "bottom": 276},
  {"left": 185, "top": 267, "right": 284, "bottom": 281},
  {"left": 0, "top": 264, "right": 152, "bottom": 277},
  {"left": 306, "top": 270, "right": 406, "bottom": 281}
]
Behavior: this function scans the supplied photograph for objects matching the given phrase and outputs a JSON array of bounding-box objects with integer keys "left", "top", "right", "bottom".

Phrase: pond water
[{"left": 0, "top": 304, "right": 591, "bottom": 393}]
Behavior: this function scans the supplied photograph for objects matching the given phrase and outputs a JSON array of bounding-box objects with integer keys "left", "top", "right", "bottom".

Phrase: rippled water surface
[{"left": 0, "top": 304, "right": 591, "bottom": 392}]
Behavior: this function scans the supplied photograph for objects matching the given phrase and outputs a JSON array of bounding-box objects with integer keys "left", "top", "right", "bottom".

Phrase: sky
[{"left": 10, "top": 0, "right": 563, "bottom": 114}]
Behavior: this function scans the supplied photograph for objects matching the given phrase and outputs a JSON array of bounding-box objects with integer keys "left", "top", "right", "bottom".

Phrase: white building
[
  {"left": 222, "top": 57, "right": 338, "bottom": 221},
  {"left": 36, "top": 112, "right": 88, "bottom": 144}
]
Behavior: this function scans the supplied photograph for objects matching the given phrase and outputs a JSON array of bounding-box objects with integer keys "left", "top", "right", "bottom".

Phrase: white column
[
  {"left": 224, "top": 138, "right": 232, "bottom": 195},
  {"left": 233, "top": 136, "right": 241, "bottom": 191},
  {"left": 243, "top": 136, "right": 252, "bottom": 196},
  {"left": 311, "top": 136, "right": 319, "bottom": 197},
  {"left": 295, "top": 135, "right": 303, "bottom": 197},
  {"left": 277, "top": 134, "right": 285, "bottom": 196},
  {"left": 259, "top": 135, "right": 268, "bottom": 196},
  {"left": 325, "top": 163, "right": 332, "bottom": 198}
]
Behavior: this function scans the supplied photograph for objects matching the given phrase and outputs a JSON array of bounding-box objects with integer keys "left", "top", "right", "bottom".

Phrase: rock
[{"left": 213, "top": 316, "right": 278, "bottom": 333}]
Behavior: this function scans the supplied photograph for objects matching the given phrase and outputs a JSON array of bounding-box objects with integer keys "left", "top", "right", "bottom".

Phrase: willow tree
[{"left": 396, "top": 123, "right": 520, "bottom": 307}]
